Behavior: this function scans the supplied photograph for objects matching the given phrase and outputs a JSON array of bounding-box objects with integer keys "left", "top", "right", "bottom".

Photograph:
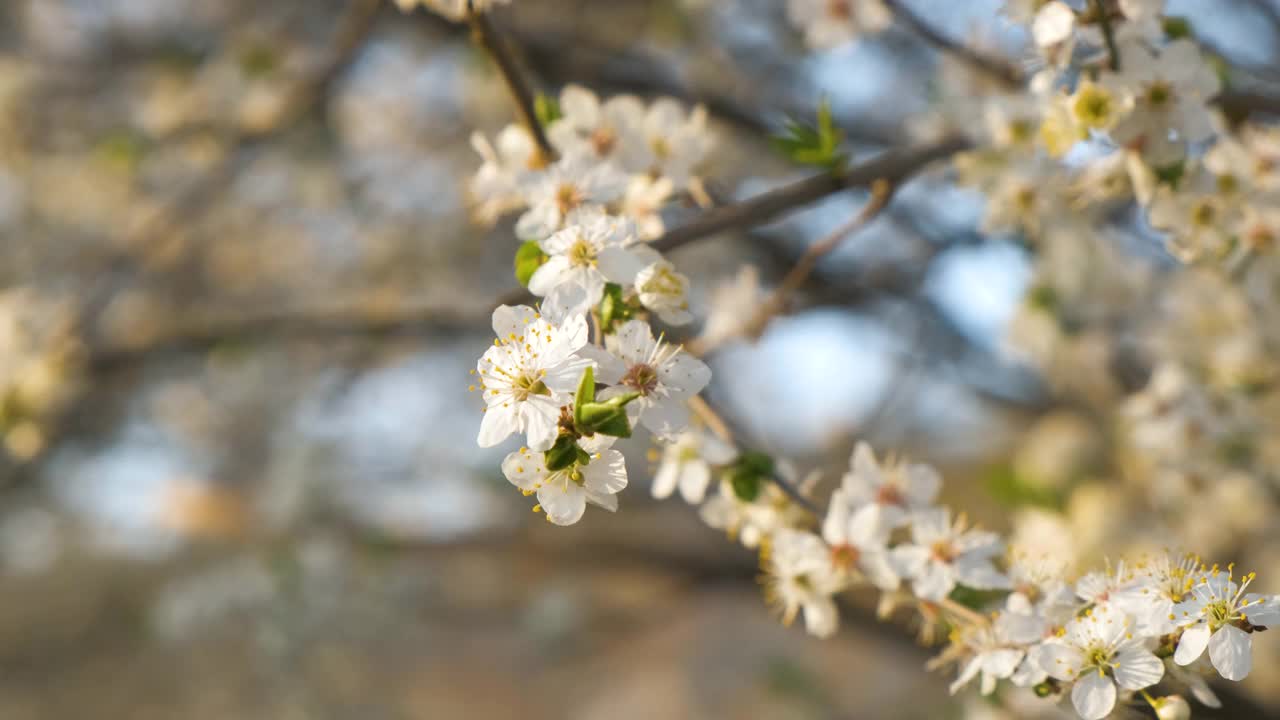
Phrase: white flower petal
[
  {"left": 1208, "top": 624, "right": 1252, "bottom": 681},
  {"left": 1071, "top": 671, "right": 1117, "bottom": 720},
  {"left": 1174, "top": 622, "right": 1211, "bottom": 666},
  {"left": 537, "top": 480, "right": 587, "bottom": 526},
  {"left": 477, "top": 406, "right": 519, "bottom": 448},
  {"left": 1113, "top": 646, "right": 1164, "bottom": 690}
]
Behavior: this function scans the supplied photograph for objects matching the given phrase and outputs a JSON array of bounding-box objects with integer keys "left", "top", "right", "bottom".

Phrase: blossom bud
[{"left": 1153, "top": 695, "right": 1191, "bottom": 720}]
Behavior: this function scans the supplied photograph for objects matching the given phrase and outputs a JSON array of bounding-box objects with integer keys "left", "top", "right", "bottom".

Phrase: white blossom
[
  {"left": 893, "top": 508, "right": 1010, "bottom": 601},
  {"left": 1172, "top": 568, "right": 1280, "bottom": 681},
  {"left": 587, "top": 319, "right": 711, "bottom": 439},
  {"left": 634, "top": 259, "right": 693, "bottom": 326},
  {"left": 528, "top": 210, "right": 657, "bottom": 322},
  {"left": 1037, "top": 604, "right": 1165, "bottom": 720},
  {"left": 501, "top": 435, "right": 627, "bottom": 526},
  {"left": 763, "top": 528, "right": 845, "bottom": 637},
  {"left": 474, "top": 305, "right": 592, "bottom": 451},
  {"left": 651, "top": 429, "right": 736, "bottom": 503}
]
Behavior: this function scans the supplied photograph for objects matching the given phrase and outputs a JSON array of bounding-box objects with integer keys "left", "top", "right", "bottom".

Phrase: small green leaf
[
  {"left": 515, "top": 240, "right": 549, "bottom": 287},
  {"left": 535, "top": 93, "right": 562, "bottom": 128},
  {"left": 592, "top": 413, "right": 633, "bottom": 439},
  {"left": 771, "top": 97, "right": 847, "bottom": 171},
  {"left": 729, "top": 470, "right": 761, "bottom": 502},
  {"left": 1153, "top": 161, "right": 1186, "bottom": 189},
  {"left": 984, "top": 464, "right": 1061, "bottom": 510},
  {"left": 1162, "top": 16, "right": 1193, "bottom": 40},
  {"left": 576, "top": 391, "right": 640, "bottom": 437},
  {"left": 544, "top": 435, "right": 581, "bottom": 472},
  {"left": 598, "top": 283, "right": 637, "bottom": 335},
  {"left": 574, "top": 366, "right": 596, "bottom": 419}
]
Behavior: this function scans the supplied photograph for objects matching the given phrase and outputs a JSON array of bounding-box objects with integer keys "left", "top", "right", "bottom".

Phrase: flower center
[
  {"left": 567, "top": 238, "right": 597, "bottom": 267},
  {"left": 639, "top": 265, "right": 684, "bottom": 298},
  {"left": 1073, "top": 84, "right": 1114, "bottom": 128},
  {"left": 650, "top": 136, "right": 671, "bottom": 160},
  {"left": 1144, "top": 81, "right": 1173, "bottom": 108},
  {"left": 512, "top": 372, "right": 550, "bottom": 402},
  {"left": 556, "top": 183, "right": 584, "bottom": 214},
  {"left": 1206, "top": 599, "right": 1237, "bottom": 628},
  {"left": 830, "top": 544, "right": 861, "bottom": 570},
  {"left": 1190, "top": 200, "right": 1217, "bottom": 227},
  {"left": 931, "top": 540, "right": 957, "bottom": 564},
  {"left": 621, "top": 363, "right": 660, "bottom": 395},
  {"left": 1085, "top": 645, "right": 1114, "bottom": 672},
  {"left": 876, "top": 484, "right": 905, "bottom": 506},
  {"left": 827, "top": 0, "right": 852, "bottom": 20},
  {"left": 591, "top": 127, "right": 617, "bottom": 157}
]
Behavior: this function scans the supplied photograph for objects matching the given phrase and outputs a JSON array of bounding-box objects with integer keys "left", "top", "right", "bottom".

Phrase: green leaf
[
  {"left": 574, "top": 366, "right": 596, "bottom": 421},
  {"left": 576, "top": 391, "right": 641, "bottom": 437},
  {"left": 534, "top": 93, "right": 562, "bottom": 128},
  {"left": 544, "top": 435, "right": 581, "bottom": 472},
  {"left": 598, "top": 283, "right": 637, "bottom": 335},
  {"left": 591, "top": 413, "right": 632, "bottom": 439},
  {"left": 1153, "top": 160, "right": 1186, "bottom": 189},
  {"left": 1161, "top": 16, "right": 1193, "bottom": 40},
  {"left": 771, "top": 97, "right": 847, "bottom": 171},
  {"left": 729, "top": 470, "right": 761, "bottom": 502},
  {"left": 984, "top": 464, "right": 1061, "bottom": 510},
  {"left": 515, "top": 240, "right": 549, "bottom": 287}
]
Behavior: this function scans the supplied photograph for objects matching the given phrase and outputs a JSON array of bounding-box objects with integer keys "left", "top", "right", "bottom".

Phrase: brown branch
[
  {"left": 882, "top": 0, "right": 1025, "bottom": 87},
  {"left": 467, "top": 8, "right": 556, "bottom": 162},
  {"left": 651, "top": 136, "right": 971, "bottom": 254},
  {"left": 1087, "top": 0, "right": 1121, "bottom": 71}
]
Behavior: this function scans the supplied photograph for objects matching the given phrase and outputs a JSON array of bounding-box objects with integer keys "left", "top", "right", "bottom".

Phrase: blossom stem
[
  {"left": 881, "top": 0, "right": 1025, "bottom": 87},
  {"left": 1089, "top": 0, "right": 1121, "bottom": 71},
  {"left": 467, "top": 7, "right": 557, "bottom": 163},
  {"left": 688, "top": 395, "right": 820, "bottom": 515},
  {"left": 936, "top": 598, "right": 990, "bottom": 628}
]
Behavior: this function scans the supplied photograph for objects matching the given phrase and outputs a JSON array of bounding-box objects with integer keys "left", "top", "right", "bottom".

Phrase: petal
[
  {"left": 639, "top": 398, "right": 691, "bottom": 438},
  {"left": 949, "top": 657, "right": 982, "bottom": 695},
  {"left": 822, "top": 488, "right": 852, "bottom": 545},
  {"left": 802, "top": 597, "right": 839, "bottom": 638},
  {"left": 520, "top": 399, "right": 560, "bottom": 452},
  {"left": 491, "top": 304, "right": 538, "bottom": 338},
  {"left": 1208, "top": 624, "right": 1252, "bottom": 681},
  {"left": 1071, "top": 671, "right": 1117, "bottom": 720},
  {"left": 659, "top": 352, "right": 711, "bottom": 395},
  {"left": 1242, "top": 594, "right": 1280, "bottom": 627},
  {"left": 982, "top": 649, "right": 1024, "bottom": 680},
  {"left": 537, "top": 480, "right": 587, "bottom": 526},
  {"left": 1037, "top": 642, "right": 1085, "bottom": 682},
  {"left": 651, "top": 458, "right": 679, "bottom": 499},
  {"left": 596, "top": 246, "right": 651, "bottom": 285},
  {"left": 526, "top": 255, "right": 572, "bottom": 296},
  {"left": 583, "top": 449, "right": 629, "bottom": 496},
  {"left": 477, "top": 407, "right": 518, "bottom": 448},
  {"left": 500, "top": 449, "right": 545, "bottom": 491},
  {"left": 857, "top": 550, "right": 900, "bottom": 591},
  {"left": 677, "top": 462, "right": 711, "bottom": 504},
  {"left": 1113, "top": 645, "right": 1164, "bottom": 690},
  {"left": 1174, "top": 622, "right": 1211, "bottom": 666},
  {"left": 912, "top": 560, "right": 957, "bottom": 602}
]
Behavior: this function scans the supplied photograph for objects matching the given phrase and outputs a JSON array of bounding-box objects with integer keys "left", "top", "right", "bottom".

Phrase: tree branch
[
  {"left": 882, "top": 0, "right": 1025, "bottom": 87},
  {"left": 467, "top": 7, "right": 556, "bottom": 161},
  {"left": 651, "top": 136, "right": 970, "bottom": 254}
]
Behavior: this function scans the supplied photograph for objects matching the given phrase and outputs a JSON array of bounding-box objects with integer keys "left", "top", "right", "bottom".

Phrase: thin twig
[
  {"left": 1089, "top": 0, "right": 1121, "bottom": 71},
  {"left": 651, "top": 136, "right": 971, "bottom": 254},
  {"left": 882, "top": 0, "right": 1025, "bottom": 88},
  {"left": 685, "top": 179, "right": 895, "bottom": 356},
  {"left": 467, "top": 7, "right": 556, "bottom": 162}
]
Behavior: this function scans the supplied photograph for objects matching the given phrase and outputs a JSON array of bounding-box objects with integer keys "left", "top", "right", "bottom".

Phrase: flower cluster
[
  {"left": 466, "top": 80, "right": 714, "bottom": 525},
  {"left": 448, "top": 0, "right": 1280, "bottom": 717}
]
